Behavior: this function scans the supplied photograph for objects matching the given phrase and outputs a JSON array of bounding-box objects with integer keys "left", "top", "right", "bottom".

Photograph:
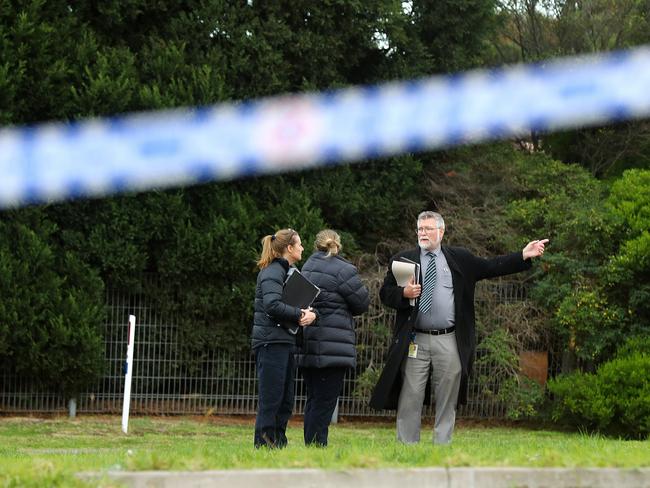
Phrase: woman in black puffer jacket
[
  {"left": 299, "top": 229, "right": 369, "bottom": 446},
  {"left": 252, "top": 228, "right": 316, "bottom": 449}
]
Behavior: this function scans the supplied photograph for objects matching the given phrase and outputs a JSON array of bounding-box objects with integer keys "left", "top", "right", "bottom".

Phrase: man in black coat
[{"left": 369, "top": 211, "right": 548, "bottom": 444}]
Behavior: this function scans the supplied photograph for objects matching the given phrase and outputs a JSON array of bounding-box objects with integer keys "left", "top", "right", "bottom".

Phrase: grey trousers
[{"left": 396, "top": 331, "right": 462, "bottom": 445}]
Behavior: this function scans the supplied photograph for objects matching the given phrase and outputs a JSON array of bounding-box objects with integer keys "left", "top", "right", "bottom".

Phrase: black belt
[{"left": 414, "top": 326, "right": 455, "bottom": 335}]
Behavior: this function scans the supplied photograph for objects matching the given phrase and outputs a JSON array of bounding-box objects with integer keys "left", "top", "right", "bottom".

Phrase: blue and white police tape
[{"left": 2, "top": 46, "right": 650, "bottom": 208}]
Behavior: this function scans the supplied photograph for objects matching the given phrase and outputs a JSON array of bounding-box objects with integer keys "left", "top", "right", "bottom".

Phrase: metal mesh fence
[{"left": 0, "top": 274, "right": 555, "bottom": 418}]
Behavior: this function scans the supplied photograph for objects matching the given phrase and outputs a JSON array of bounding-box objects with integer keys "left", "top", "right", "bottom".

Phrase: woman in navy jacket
[
  {"left": 252, "top": 228, "right": 316, "bottom": 448},
  {"left": 299, "top": 229, "right": 369, "bottom": 446}
]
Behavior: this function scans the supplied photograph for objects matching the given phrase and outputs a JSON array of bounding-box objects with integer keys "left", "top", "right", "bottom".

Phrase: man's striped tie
[{"left": 419, "top": 251, "right": 437, "bottom": 314}]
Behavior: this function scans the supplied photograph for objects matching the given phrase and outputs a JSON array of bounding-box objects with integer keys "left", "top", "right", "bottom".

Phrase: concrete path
[{"left": 85, "top": 467, "right": 650, "bottom": 488}]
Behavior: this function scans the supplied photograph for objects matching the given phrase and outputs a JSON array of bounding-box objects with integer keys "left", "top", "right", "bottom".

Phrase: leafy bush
[
  {"left": 476, "top": 328, "right": 546, "bottom": 420},
  {"left": 548, "top": 351, "right": 650, "bottom": 439},
  {"left": 614, "top": 335, "right": 650, "bottom": 358},
  {"left": 605, "top": 169, "right": 650, "bottom": 327},
  {"left": 555, "top": 288, "right": 627, "bottom": 363},
  {"left": 498, "top": 376, "right": 546, "bottom": 420},
  {"left": 353, "top": 365, "right": 382, "bottom": 401},
  {"left": 507, "top": 158, "right": 650, "bottom": 369},
  {"left": 548, "top": 371, "right": 610, "bottom": 430}
]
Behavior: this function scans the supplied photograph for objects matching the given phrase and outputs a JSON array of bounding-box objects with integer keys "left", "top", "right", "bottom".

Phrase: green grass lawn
[{"left": 0, "top": 415, "right": 648, "bottom": 487}]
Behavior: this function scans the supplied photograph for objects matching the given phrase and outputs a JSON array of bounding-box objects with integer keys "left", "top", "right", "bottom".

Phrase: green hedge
[
  {"left": 0, "top": 211, "right": 105, "bottom": 397},
  {"left": 548, "top": 339, "right": 650, "bottom": 439}
]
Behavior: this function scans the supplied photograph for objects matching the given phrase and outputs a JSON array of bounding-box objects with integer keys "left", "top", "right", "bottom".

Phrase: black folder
[{"left": 281, "top": 270, "right": 320, "bottom": 334}]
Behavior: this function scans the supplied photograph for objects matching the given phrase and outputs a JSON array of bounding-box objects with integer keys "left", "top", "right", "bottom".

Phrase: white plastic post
[{"left": 121, "top": 315, "right": 136, "bottom": 434}]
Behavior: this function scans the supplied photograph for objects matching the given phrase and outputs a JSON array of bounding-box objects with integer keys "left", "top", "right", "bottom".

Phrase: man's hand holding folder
[{"left": 391, "top": 257, "right": 421, "bottom": 306}]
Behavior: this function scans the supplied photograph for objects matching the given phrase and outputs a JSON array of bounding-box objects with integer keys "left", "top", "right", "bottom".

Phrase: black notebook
[{"left": 281, "top": 270, "right": 320, "bottom": 334}]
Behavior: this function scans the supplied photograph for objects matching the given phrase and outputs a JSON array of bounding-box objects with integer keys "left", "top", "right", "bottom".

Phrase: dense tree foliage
[
  {"left": 1, "top": 1, "right": 647, "bottom": 435},
  {"left": 489, "top": 0, "right": 650, "bottom": 176},
  {"left": 0, "top": 0, "right": 498, "bottom": 393},
  {"left": 507, "top": 159, "right": 650, "bottom": 366},
  {"left": 0, "top": 210, "right": 105, "bottom": 396}
]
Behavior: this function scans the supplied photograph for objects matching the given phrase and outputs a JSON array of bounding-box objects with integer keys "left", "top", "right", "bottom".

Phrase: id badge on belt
[{"left": 408, "top": 332, "right": 418, "bottom": 358}]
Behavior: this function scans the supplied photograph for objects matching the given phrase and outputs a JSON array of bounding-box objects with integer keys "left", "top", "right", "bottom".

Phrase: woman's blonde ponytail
[{"left": 257, "top": 229, "right": 299, "bottom": 269}]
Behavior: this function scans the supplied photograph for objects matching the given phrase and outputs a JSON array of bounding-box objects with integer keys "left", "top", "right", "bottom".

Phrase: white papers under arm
[{"left": 392, "top": 260, "right": 417, "bottom": 306}]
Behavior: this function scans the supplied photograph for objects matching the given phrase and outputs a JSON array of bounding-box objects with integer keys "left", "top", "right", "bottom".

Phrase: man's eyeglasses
[{"left": 416, "top": 226, "right": 439, "bottom": 233}]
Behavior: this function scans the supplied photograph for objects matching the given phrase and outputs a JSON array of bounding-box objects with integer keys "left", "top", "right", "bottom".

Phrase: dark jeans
[
  {"left": 302, "top": 366, "right": 346, "bottom": 446},
  {"left": 254, "top": 343, "right": 295, "bottom": 448}
]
